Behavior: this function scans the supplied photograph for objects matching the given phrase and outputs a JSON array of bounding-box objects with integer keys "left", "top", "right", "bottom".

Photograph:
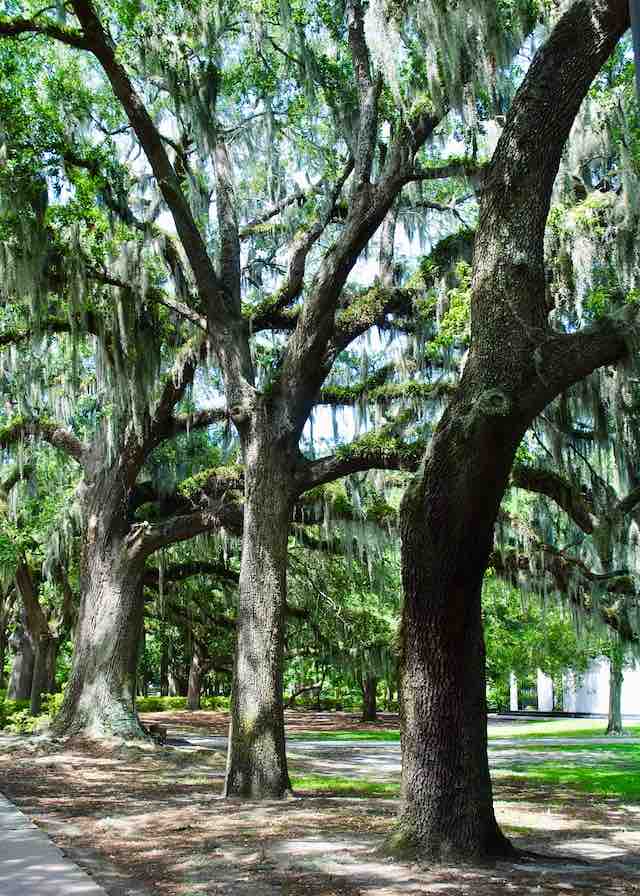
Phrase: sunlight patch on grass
[
  {"left": 499, "top": 762, "right": 640, "bottom": 800},
  {"left": 292, "top": 774, "right": 399, "bottom": 796},
  {"left": 503, "top": 742, "right": 640, "bottom": 756},
  {"left": 289, "top": 730, "right": 400, "bottom": 742},
  {"left": 487, "top": 719, "right": 640, "bottom": 740}
]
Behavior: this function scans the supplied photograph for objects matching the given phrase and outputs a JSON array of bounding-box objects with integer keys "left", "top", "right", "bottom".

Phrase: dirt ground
[{"left": 1, "top": 711, "right": 639, "bottom": 896}]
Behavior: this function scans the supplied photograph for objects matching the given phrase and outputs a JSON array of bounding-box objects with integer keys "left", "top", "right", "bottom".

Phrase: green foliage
[
  {"left": 0, "top": 696, "right": 31, "bottom": 730},
  {"left": 136, "top": 695, "right": 230, "bottom": 712},
  {"left": 483, "top": 577, "right": 593, "bottom": 710}
]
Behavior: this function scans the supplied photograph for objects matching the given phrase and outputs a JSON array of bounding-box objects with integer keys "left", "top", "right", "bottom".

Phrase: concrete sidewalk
[{"left": 0, "top": 794, "right": 107, "bottom": 895}]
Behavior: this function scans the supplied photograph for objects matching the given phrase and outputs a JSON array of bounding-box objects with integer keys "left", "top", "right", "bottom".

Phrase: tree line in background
[{"left": 0, "top": 0, "right": 638, "bottom": 861}]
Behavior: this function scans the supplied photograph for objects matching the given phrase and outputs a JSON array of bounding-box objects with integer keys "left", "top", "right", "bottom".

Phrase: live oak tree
[
  {"left": 0, "top": 0, "right": 526, "bottom": 796},
  {"left": 393, "top": 0, "right": 640, "bottom": 859}
]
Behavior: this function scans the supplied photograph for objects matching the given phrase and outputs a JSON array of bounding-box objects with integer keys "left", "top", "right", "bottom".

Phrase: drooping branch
[
  {"left": 0, "top": 417, "right": 87, "bottom": 464},
  {"left": 143, "top": 561, "right": 239, "bottom": 588},
  {"left": 407, "top": 159, "right": 486, "bottom": 184},
  {"left": 491, "top": 542, "right": 638, "bottom": 642},
  {"left": 510, "top": 463, "right": 597, "bottom": 534}
]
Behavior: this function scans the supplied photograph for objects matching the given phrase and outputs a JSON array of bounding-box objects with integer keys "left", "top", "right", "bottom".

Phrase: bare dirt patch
[{"left": 1, "top": 722, "right": 639, "bottom": 895}]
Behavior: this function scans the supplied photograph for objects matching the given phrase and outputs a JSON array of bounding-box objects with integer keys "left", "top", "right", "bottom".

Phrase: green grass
[
  {"left": 501, "top": 762, "right": 640, "bottom": 800},
  {"left": 291, "top": 774, "right": 399, "bottom": 796},
  {"left": 503, "top": 741, "right": 640, "bottom": 755},
  {"left": 488, "top": 719, "right": 640, "bottom": 739},
  {"left": 289, "top": 718, "right": 640, "bottom": 742},
  {"left": 289, "top": 730, "right": 400, "bottom": 742}
]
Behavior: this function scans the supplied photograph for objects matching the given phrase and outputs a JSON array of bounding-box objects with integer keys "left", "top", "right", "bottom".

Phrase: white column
[
  {"left": 537, "top": 669, "right": 554, "bottom": 712},
  {"left": 509, "top": 672, "right": 518, "bottom": 712}
]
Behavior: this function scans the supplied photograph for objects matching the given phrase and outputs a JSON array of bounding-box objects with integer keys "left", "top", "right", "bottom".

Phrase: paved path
[
  {"left": 168, "top": 732, "right": 640, "bottom": 779},
  {"left": 0, "top": 794, "right": 107, "bottom": 895}
]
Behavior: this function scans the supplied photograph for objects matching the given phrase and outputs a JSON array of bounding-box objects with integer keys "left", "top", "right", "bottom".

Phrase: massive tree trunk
[
  {"left": 397, "top": 405, "right": 523, "bottom": 860},
  {"left": 52, "top": 474, "right": 146, "bottom": 739},
  {"left": 361, "top": 674, "right": 378, "bottom": 722},
  {"left": 606, "top": 650, "right": 626, "bottom": 736},
  {"left": 7, "top": 612, "right": 34, "bottom": 701},
  {"left": 224, "top": 433, "right": 293, "bottom": 798}
]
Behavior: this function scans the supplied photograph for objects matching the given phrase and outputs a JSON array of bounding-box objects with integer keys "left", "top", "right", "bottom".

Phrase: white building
[{"left": 508, "top": 658, "right": 640, "bottom": 714}]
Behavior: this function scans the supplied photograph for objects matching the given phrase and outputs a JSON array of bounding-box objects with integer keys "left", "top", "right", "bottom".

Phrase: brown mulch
[{"left": 138, "top": 709, "right": 402, "bottom": 737}]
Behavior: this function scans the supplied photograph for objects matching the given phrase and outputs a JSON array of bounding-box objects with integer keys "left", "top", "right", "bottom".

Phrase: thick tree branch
[
  {"left": 162, "top": 407, "right": 229, "bottom": 440},
  {"left": 295, "top": 433, "right": 424, "bottom": 494},
  {"left": 0, "top": 418, "right": 87, "bottom": 464},
  {"left": 525, "top": 305, "right": 639, "bottom": 416},
  {"left": 0, "top": 15, "right": 90, "bottom": 49},
  {"left": 130, "top": 498, "right": 244, "bottom": 558},
  {"left": 407, "top": 160, "right": 486, "bottom": 184},
  {"left": 510, "top": 462, "right": 597, "bottom": 534},
  {"left": 616, "top": 483, "right": 640, "bottom": 518},
  {"left": 144, "top": 561, "right": 239, "bottom": 588}
]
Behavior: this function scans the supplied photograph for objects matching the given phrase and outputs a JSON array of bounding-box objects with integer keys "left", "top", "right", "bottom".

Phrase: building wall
[{"left": 563, "top": 657, "right": 640, "bottom": 714}]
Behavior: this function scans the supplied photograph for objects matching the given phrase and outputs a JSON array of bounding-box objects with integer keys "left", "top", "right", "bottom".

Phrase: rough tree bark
[
  {"left": 224, "top": 423, "right": 294, "bottom": 798},
  {"left": 52, "top": 466, "right": 147, "bottom": 738},
  {"left": 396, "top": 0, "right": 632, "bottom": 860}
]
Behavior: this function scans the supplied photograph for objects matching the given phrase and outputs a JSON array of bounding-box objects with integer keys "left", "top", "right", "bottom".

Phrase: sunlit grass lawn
[
  {"left": 293, "top": 742, "right": 640, "bottom": 801},
  {"left": 290, "top": 718, "right": 640, "bottom": 742},
  {"left": 291, "top": 774, "right": 399, "bottom": 796},
  {"left": 487, "top": 719, "right": 640, "bottom": 739},
  {"left": 289, "top": 730, "right": 400, "bottom": 742},
  {"left": 499, "top": 760, "right": 640, "bottom": 800}
]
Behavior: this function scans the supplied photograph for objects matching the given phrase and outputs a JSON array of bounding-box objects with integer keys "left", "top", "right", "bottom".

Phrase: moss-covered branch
[
  {"left": 295, "top": 429, "right": 425, "bottom": 494},
  {"left": 0, "top": 14, "right": 90, "bottom": 49},
  {"left": 510, "top": 462, "right": 597, "bottom": 534},
  {"left": 0, "top": 416, "right": 87, "bottom": 464}
]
